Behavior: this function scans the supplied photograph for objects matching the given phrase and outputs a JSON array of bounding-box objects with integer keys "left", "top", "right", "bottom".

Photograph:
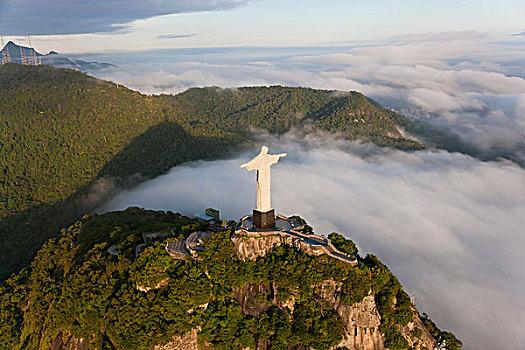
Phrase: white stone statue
[{"left": 241, "top": 146, "right": 287, "bottom": 213}]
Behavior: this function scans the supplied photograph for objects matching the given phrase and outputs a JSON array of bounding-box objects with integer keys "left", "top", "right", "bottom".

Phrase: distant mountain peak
[
  {"left": 1, "top": 41, "right": 43, "bottom": 58},
  {"left": 1, "top": 42, "right": 114, "bottom": 70}
]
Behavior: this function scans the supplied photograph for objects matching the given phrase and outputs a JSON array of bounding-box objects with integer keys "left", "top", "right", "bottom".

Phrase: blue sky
[{"left": 1, "top": 0, "right": 524, "bottom": 53}]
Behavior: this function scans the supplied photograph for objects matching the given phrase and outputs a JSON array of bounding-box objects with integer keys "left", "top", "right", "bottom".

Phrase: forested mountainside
[
  {"left": 0, "top": 208, "right": 460, "bottom": 350},
  {"left": 0, "top": 63, "right": 423, "bottom": 280}
]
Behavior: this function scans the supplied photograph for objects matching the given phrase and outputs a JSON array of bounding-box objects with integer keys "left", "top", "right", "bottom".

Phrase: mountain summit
[
  {"left": 0, "top": 41, "right": 114, "bottom": 70},
  {"left": 0, "top": 208, "right": 462, "bottom": 350},
  {"left": 1, "top": 41, "right": 43, "bottom": 60}
]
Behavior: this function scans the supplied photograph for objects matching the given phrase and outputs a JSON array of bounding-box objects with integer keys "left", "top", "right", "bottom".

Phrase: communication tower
[
  {"left": 0, "top": 29, "right": 12, "bottom": 65},
  {"left": 27, "top": 32, "right": 38, "bottom": 65},
  {"left": 20, "top": 45, "right": 27, "bottom": 64}
]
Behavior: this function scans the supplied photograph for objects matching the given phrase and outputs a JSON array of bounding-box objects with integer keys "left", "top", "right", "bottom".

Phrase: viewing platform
[
  {"left": 166, "top": 231, "right": 211, "bottom": 259},
  {"left": 235, "top": 214, "right": 357, "bottom": 265}
]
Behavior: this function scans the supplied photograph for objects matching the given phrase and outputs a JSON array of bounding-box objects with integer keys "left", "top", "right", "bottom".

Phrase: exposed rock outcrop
[
  {"left": 312, "top": 279, "right": 435, "bottom": 350},
  {"left": 232, "top": 234, "right": 283, "bottom": 261},
  {"left": 399, "top": 316, "right": 436, "bottom": 350},
  {"left": 272, "top": 282, "right": 297, "bottom": 313},
  {"left": 135, "top": 278, "right": 169, "bottom": 292},
  {"left": 49, "top": 331, "right": 90, "bottom": 350},
  {"left": 232, "top": 225, "right": 357, "bottom": 265},
  {"left": 332, "top": 295, "right": 383, "bottom": 350},
  {"left": 152, "top": 329, "right": 200, "bottom": 350},
  {"left": 312, "top": 280, "right": 383, "bottom": 350},
  {"left": 233, "top": 283, "right": 273, "bottom": 316}
]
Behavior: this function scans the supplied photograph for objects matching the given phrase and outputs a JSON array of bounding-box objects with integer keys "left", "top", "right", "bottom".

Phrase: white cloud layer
[{"left": 99, "top": 134, "right": 525, "bottom": 350}]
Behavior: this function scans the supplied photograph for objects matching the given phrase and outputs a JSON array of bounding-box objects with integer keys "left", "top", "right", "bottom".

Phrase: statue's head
[{"left": 261, "top": 145, "right": 269, "bottom": 154}]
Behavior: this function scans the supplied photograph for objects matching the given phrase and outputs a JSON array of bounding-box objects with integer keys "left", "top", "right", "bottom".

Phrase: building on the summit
[
  {"left": 195, "top": 208, "right": 220, "bottom": 223},
  {"left": 186, "top": 231, "right": 211, "bottom": 256},
  {"left": 204, "top": 208, "right": 220, "bottom": 221},
  {"left": 166, "top": 231, "right": 212, "bottom": 259}
]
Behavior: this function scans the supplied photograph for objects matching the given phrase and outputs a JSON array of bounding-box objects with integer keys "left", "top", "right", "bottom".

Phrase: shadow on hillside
[
  {"left": 0, "top": 120, "right": 241, "bottom": 281},
  {"left": 99, "top": 120, "right": 239, "bottom": 182}
]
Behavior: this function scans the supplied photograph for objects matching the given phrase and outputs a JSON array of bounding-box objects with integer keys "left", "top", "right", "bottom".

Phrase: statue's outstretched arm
[{"left": 241, "top": 160, "right": 255, "bottom": 169}]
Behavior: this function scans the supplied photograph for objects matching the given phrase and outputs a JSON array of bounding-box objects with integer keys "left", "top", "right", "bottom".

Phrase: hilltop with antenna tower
[
  {"left": 0, "top": 30, "right": 11, "bottom": 64},
  {"left": 0, "top": 30, "right": 114, "bottom": 71},
  {"left": 1, "top": 32, "right": 42, "bottom": 65}
]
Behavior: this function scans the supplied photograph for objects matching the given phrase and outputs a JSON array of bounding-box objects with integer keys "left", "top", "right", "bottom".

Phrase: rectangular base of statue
[{"left": 253, "top": 209, "right": 275, "bottom": 229}]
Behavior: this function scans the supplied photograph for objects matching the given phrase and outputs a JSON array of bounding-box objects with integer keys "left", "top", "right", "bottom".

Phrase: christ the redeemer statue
[{"left": 241, "top": 146, "right": 286, "bottom": 229}]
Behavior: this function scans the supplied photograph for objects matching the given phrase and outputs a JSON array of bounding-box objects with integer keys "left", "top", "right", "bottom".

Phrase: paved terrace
[{"left": 237, "top": 214, "right": 357, "bottom": 265}]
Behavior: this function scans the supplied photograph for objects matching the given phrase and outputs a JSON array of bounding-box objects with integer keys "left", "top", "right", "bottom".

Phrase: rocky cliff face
[
  {"left": 233, "top": 282, "right": 273, "bottom": 316},
  {"left": 50, "top": 332, "right": 90, "bottom": 350},
  {"left": 229, "top": 279, "right": 385, "bottom": 350},
  {"left": 314, "top": 279, "right": 434, "bottom": 350},
  {"left": 399, "top": 316, "right": 436, "bottom": 350},
  {"left": 314, "top": 280, "right": 383, "bottom": 350},
  {"left": 152, "top": 329, "right": 200, "bottom": 350},
  {"left": 232, "top": 234, "right": 283, "bottom": 261}
]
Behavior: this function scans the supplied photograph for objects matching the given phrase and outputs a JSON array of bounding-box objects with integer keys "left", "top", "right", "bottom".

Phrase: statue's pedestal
[{"left": 253, "top": 209, "right": 275, "bottom": 229}]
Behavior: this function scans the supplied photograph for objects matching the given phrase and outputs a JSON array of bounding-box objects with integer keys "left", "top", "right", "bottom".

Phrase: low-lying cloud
[{"left": 99, "top": 133, "right": 525, "bottom": 350}]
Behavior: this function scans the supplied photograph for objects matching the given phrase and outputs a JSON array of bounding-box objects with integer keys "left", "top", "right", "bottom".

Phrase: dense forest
[
  {"left": 0, "top": 63, "right": 423, "bottom": 280},
  {"left": 0, "top": 208, "right": 460, "bottom": 350}
]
